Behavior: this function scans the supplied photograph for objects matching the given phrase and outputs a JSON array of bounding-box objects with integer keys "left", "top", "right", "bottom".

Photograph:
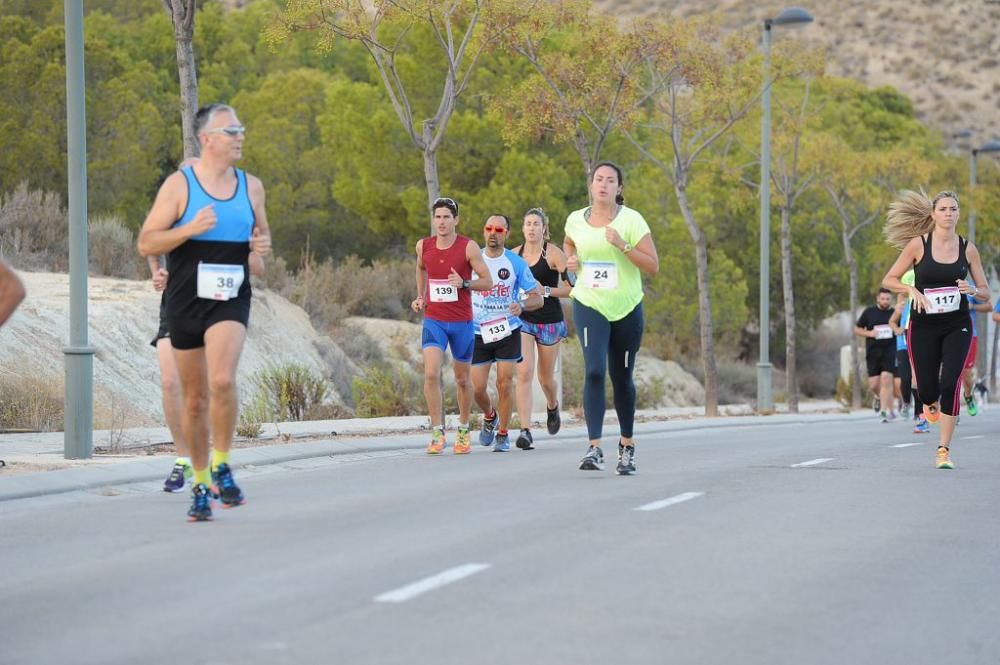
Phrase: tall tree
[
  {"left": 271, "top": 0, "right": 536, "bottom": 219},
  {"left": 162, "top": 0, "right": 199, "bottom": 158},
  {"left": 820, "top": 140, "right": 931, "bottom": 408},
  {"left": 623, "top": 17, "right": 764, "bottom": 416},
  {"left": 495, "top": 1, "right": 666, "bottom": 183}
]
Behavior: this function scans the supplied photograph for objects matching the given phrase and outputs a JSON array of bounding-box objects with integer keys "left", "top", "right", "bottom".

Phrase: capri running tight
[
  {"left": 906, "top": 321, "right": 972, "bottom": 417},
  {"left": 573, "top": 300, "right": 644, "bottom": 440}
]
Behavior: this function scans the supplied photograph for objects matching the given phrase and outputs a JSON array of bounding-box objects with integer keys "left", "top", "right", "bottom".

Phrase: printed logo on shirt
[{"left": 498, "top": 268, "right": 511, "bottom": 280}]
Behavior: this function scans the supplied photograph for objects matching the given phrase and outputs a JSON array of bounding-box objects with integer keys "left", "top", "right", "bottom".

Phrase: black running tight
[
  {"left": 573, "top": 300, "right": 644, "bottom": 440},
  {"left": 906, "top": 321, "right": 972, "bottom": 417}
]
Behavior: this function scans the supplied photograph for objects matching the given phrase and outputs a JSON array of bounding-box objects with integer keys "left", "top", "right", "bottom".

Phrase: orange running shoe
[
  {"left": 454, "top": 426, "right": 472, "bottom": 454},
  {"left": 427, "top": 428, "right": 446, "bottom": 454},
  {"left": 936, "top": 446, "right": 953, "bottom": 470},
  {"left": 924, "top": 403, "right": 941, "bottom": 424}
]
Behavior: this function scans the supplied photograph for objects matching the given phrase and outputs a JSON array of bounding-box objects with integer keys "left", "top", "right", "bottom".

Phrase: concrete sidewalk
[{"left": 0, "top": 400, "right": 863, "bottom": 502}]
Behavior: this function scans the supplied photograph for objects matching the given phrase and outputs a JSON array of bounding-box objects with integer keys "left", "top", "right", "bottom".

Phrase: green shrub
[
  {"left": 253, "top": 363, "right": 330, "bottom": 422},
  {"left": 0, "top": 182, "right": 68, "bottom": 272},
  {"left": 352, "top": 362, "right": 422, "bottom": 417},
  {"left": 89, "top": 214, "right": 141, "bottom": 279},
  {"left": 237, "top": 390, "right": 273, "bottom": 439}
]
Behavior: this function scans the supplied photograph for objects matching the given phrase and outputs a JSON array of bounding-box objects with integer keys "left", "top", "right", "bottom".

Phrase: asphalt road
[{"left": 2, "top": 411, "right": 998, "bottom": 665}]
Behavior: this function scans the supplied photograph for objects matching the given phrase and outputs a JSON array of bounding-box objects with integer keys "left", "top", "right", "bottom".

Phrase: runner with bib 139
[
  {"left": 564, "top": 162, "right": 659, "bottom": 475},
  {"left": 882, "top": 190, "right": 990, "bottom": 470},
  {"left": 411, "top": 197, "right": 493, "bottom": 455}
]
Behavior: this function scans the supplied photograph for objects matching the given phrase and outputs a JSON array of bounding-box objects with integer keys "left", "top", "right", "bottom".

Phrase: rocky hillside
[
  {"left": 601, "top": 0, "right": 1000, "bottom": 143},
  {"left": 0, "top": 272, "right": 354, "bottom": 427}
]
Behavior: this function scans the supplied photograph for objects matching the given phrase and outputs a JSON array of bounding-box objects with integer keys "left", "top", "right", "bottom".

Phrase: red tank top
[{"left": 422, "top": 234, "right": 473, "bottom": 322}]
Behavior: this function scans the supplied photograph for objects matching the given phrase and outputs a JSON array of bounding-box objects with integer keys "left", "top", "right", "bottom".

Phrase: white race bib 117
[
  {"left": 428, "top": 278, "right": 458, "bottom": 303},
  {"left": 924, "top": 287, "right": 960, "bottom": 314},
  {"left": 197, "top": 263, "right": 244, "bottom": 301},
  {"left": 581, "top": 262, "right": 619, "bottom": 289},
  {"left": 480, "top": 315, "right": 511, "bottom": 343},
  {"left": 873, "top": 324, "right": 893, "bottom": 340}
]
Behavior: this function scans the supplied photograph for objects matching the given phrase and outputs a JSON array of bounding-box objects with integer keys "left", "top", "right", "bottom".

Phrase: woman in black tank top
[
  {"left": 882, "top": 190, "right": 990, "bottom": 469},
  {"left": 511, "top": 208, "right": 572, "bottom": 449}
]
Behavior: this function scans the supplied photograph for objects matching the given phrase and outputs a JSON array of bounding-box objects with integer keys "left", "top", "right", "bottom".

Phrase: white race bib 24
[
  {"left": 581, "top": 262, "right": 619, "bottom": 289},
  {"left": 197, "top": 263, "right": 244, "bottom": 301}
]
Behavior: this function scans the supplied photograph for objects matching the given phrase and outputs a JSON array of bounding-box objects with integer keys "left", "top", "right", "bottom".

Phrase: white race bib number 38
[
  {"left": 481, "top": 315, "right": 511, "bottom": 343},
  {"left": 582, "top": 262, "right": 619, "bottom": 289},
  {"left": 428, "top": 278, "right": 458, "bottom": 303},
  {"left": 873, "top": 324, "right": 893, "bottom": 340},
  {"left": 197, "top": 263, "right": 244, "bottom": 301},
  {"left": 924, "top": 287, "right": 960, "bottom": 314}
]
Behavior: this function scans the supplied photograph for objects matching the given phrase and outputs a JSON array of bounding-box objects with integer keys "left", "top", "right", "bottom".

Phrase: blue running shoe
[
  {"left": 211, "top": 463, "right": 245, "bottom": 508},
  {"left": 187, "top": 483, "right": 213, "bottom": 522},
  {"left": 493, "top": 432, "right": 510, "bottom": 452},
  {"left": 163, "top": 460, "right": 192, "bottom": 493},
  {"left": 913, "top": 418, "right": 930, "bottom": 434},
  {"left": 479, "top": 409, "right": 498, "bottom": 446}
]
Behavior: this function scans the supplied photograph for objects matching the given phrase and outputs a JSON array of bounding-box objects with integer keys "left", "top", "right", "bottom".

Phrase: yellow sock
[
  {"left": 193, "top": 467, "right": 211, "bottom": 487},
  {"left": 211, "top": 449, "right": 231, "bottom": 471}
]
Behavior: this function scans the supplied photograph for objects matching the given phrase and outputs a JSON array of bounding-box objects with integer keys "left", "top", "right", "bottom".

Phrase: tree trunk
[
  {"left": 780, "top": 205, "right": 798, "bottom": 412},
  {"left": 165, "top": 0, "right": 199, "bottom": 159},
  {"left": 423, "top": 145, "right": 441, "bottom": 216},
  {"left": 843, "top": 233, "right": 862, "bottom": 410},
  {"left": 676, "top": 185, "right": 719, "bottom": 416}
]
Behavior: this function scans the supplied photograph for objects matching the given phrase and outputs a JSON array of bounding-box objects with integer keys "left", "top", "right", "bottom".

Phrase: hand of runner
[
  {"left": 447, "top": 267, "right": 464, "bottom": 288},
  {"left": 956, "top": 279, "right": 975, "bottom": 295},
  {"left": 250, "top": 227, "right": 271, "bottom": 256},
  {"left": 411, "top": 296, "right": 425, "bottom": 312},
  {"left": 911, "top": 289, "right": 931, "bottom": 314},
  {"left": 186, "top": 204, "right": 217, "bottom": 237},
  {"left": 152, "top": 268, "right": 168, "bottom": 292},
  {"left": 508, "top": 301, "right": 523, "bottom": 316},
  {"left": 605, "top": 227, "right": 625, "bottom": 250},
  {"left": 566, "top": 254, "right": 579, "bottom": 272}
]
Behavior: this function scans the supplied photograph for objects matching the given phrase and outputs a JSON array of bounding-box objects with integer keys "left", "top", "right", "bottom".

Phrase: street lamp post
[
  {"left": 758, "top": 7, "right": 813, "bottom": 414},
  {"left": 969, "top": 139, "right": 1000, "bottom": 381}
]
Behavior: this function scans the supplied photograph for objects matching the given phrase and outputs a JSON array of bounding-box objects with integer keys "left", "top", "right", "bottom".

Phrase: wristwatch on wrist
[
  {"left": 543, "top": 286, "right": 552, "bottom": 297},
  {"left": 622, "top": 242, "right": 634, "bottom": 254},
  {"left": 461, "top": 279, "right": 471, "bottom": 289}
]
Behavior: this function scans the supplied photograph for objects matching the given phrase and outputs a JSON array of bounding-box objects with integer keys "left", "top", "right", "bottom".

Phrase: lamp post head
[
  {"left": 975, "top": 139, "right": 1000, "bottom": 155},
  {"left": 767, "top": 7, "right": 814, "bottom": 28}
]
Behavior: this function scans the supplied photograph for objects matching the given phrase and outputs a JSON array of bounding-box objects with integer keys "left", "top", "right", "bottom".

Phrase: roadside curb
[{"left": 0, "top": 409, "right": 870, "bottom": 503}]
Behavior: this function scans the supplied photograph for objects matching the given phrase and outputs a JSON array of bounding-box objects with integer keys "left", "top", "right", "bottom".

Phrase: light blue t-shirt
[{"left": 471, "top": 248, "right": 538, "bottom": 335}]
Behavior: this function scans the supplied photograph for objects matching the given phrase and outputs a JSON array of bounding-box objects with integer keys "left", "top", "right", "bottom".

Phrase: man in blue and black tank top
[{"left": 138, "top": 104, "right": 272, "bottom": 522}]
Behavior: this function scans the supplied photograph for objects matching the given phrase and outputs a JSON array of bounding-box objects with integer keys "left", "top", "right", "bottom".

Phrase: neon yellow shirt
[{"left": 565, "top": 205, "right": 651, "bottom": 321}]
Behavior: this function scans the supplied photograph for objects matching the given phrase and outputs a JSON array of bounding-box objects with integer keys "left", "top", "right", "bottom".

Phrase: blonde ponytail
[{"left": 884, "top": 189, "right": 961, "bottom": 249}]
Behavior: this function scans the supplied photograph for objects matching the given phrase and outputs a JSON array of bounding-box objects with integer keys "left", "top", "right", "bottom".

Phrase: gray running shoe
[
  {"left": 616, "top": 443, "right": 636, "bottom": 475},
  {"left": 579, "top": 445, "right": 604, "bottom": 471}
]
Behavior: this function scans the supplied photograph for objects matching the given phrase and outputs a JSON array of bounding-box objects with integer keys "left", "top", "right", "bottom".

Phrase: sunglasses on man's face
[
  {"left": 204, "top": 125, "right": 246, "bottom": 137},
  {"left": 483, "top": 225, "right": 507, "bottom": 233}
]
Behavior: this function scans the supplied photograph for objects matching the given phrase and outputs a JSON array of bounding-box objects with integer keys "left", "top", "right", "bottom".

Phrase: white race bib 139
[
  {"left": 582, "top": 262, "right": 619, "bottom": 289},
  {"left": 428, "top": 278, "right": 458, "bottom": 303},
  {"left": 924, "top": 287, "right": 960, "bottom": 314},
  {"left": 480, "top": 315, "right": 511, "bottom": 343},
  {"left": 197, "top": 263, "right": 244, "bottom": 301}
]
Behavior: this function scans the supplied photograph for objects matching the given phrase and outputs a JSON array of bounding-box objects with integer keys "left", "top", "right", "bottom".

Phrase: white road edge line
[
  {"left": 790, "top": 458, "right": 834, "bottom": 468},
  {"left": 634, "top": 492, "right": 705, "bottom": 512},
  {"left": 962, "top": 435, "right": 985, "bottom": 440},
  {"left": 375, "top": 563, "right": 491, "bottom": 603},
  {"left": 892, "top": 442, "right": 923, "bottom": 448}
]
